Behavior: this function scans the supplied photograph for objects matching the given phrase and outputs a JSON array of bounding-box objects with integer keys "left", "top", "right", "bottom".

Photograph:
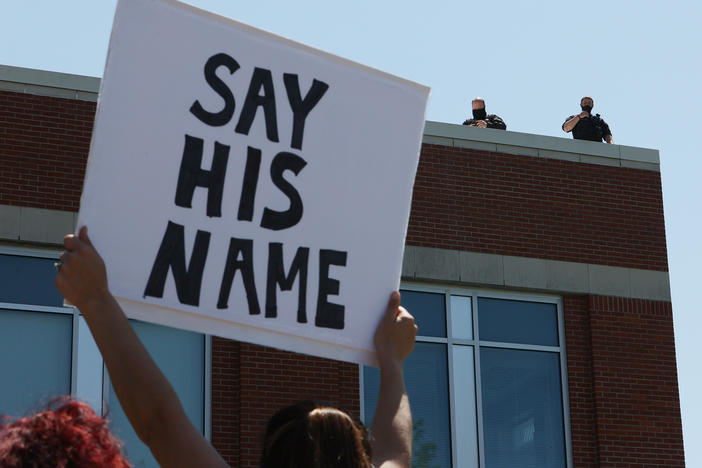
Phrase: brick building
[{"left": 0, "top": 65, "right": 685, "bottom": 467}]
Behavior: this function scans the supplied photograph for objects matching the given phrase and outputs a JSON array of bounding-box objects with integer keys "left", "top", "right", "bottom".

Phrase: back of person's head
[
  {"left": 261, "top": 400, "right": 372, "bottom": 468},
  {"left": 0, "top": 397, "right": 131, "bottom": 468}
]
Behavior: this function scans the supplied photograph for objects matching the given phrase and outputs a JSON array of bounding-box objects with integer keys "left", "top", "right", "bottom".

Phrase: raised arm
[
  {"left": 563, "top": 111, "right": 589, "bottom": 133},
  {"left": 54, "top": 227, "right": 228, "bottom": 468},
  {"left": 602, "top": 119, "right": 613, "bottom": 144},
  {"left": 371, "top": 292, "right": 418, "bottom": 468}
]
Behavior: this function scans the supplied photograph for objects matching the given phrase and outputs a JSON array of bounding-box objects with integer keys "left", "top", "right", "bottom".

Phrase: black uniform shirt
[
  {"left": 463, "top": 114, "right": 507, "bottom": 130},
  {"left": 563, "top": 114, "right": 612, "bottom": 142}
]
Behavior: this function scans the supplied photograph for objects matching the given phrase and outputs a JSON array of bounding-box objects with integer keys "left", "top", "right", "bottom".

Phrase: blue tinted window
[
  {"left": 480, "top": 348, "right": 566, "bottom": 468},
  {"left": 0, "top": 310, "right": 73, "bottom": 416},
  {"left": 401, "top": 290, "right": 446, "bottom": 337},
  {"left": 364, "top": 342, "right": 451, "bottom": 467},
  {"left": 107, "top": 321, "right": 205, "bottom": 468},
  {"left": 0, "top": 254, "right": 63, "bottom": 307},
  {"left": 478, "top": 298, "right": 558, "bottom": 346}
]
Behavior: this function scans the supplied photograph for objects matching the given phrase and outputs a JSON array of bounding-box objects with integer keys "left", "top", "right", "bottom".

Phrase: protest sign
[{"left": 78, "top": 0, "right": 430, "bottom": 366}]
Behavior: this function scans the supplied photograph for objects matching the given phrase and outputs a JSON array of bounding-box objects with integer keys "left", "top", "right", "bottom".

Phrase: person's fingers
[
  {"left": 59, "top": 251, "right": 76, "bottom": 271},
  {"left": 78, "top": 226, "right": 92, "bottom": 246},
  {"left": 54, "top": 252, "right": 71, "bottom": 290},
  {"left": 64, "top": 229, "right": 94, "bottom": 254},
  {"left": 386, "top": 291, "right": 401, "bottom": 321},
  {"left": 64, "top": 234, "right": 89, "bottom": 253},
  {"left": 395, "top": 306, "right": 417, "bottom": 332},
  {"left": 399, "top": 313, "right": 417, "bottom": 334},
  {"left": 396, "top": 306, "right": 412, "bottom": 320},
  {"left": 54, "top": 272, "right": 65, "bottom": 291},
  {"left": 63, "top": 233, "right": 76, "bottom": 250}
]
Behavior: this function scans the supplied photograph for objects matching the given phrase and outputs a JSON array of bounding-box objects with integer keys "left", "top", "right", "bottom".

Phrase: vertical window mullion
[
  {"left": 358, "top": 363, "right": 365, "bottom": 424},
  {"left": 74, "top": 315, "right": 105, "bottom": 413},
  {"left": 205, "top": 334, "right": 212, "bottom": 441},
  {"left": 445, "top": 291, "right": 453, "bottom": 340},
  {"left": 70, "top": 309, "right": 79, "bottom": 397},
  {"left": 446, "top": 291, "right": 457, "bottom": 468},
  {"left": 452, "top": 345, "right": 479, "bottom": 467},
  {"left": 102, "top": 359, "right": 110, "bottom": 417},
  {"left": 473, "top": 294, "right": 486, "bottom": 468}
]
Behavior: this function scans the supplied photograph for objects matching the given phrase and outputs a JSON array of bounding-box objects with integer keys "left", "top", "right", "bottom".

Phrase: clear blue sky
[{"left": 2, "top": 0, "right": 700, "bottom": 463}]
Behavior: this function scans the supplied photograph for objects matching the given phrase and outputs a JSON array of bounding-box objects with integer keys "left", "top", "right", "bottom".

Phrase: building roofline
[
  {"left": 424, "top": 121, "right": 660, "bottom": 171},
  {"left": 0, "top": 64, "right": 660, "bottom": 170},
  {"left": 0, "top": 64, "right": 100, "bottom": 101}
]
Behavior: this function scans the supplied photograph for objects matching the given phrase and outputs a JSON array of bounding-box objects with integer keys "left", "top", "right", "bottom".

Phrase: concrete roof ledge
[
  {"left": 0, "top": 64, "right": 660, "bottom": 169},
  {"left": 0, "top": 64, "right": 100, "bottom": 101},
  {"left": 423, "top": 120, "right": 660, "bottom": 171}
]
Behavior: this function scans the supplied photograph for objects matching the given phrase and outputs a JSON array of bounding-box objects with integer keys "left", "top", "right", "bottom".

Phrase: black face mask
[
  {"left": 581, "top": 105, "right": 593, "bottom": 113},
  {"left": 473, "top": 108, "right": 487, "bottom": 120}
]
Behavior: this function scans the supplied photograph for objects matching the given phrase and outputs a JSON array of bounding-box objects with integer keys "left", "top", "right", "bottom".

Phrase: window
[
  {"left": 0, "top": 251, "right": 73, "bottom": 417},
  {"left": 0, "top": 248, "right": 210, "bottom": 468},
  {"left": 106, "top": 320, "right": 208, "bottom": 468},
  {"left": 362, "top": 286, "right": 571, "bottom": 468}
]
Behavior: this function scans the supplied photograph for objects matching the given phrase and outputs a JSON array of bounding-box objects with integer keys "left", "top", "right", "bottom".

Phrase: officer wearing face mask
[
  {"left": 562, "top": 96, "right": 613, "bottom": 143},
  {"left": 462, "top": 97, "right": 506, "bottom": 129}
]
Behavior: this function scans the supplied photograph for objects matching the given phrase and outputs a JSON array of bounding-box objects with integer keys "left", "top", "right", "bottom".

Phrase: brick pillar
[{"left": 588, "top": 296, "right": 684, "bottom": 466}]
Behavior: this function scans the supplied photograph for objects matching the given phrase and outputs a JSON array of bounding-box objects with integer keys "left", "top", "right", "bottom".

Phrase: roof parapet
[
  {"left": 0, "top": 65, "right": 660, "bottom": 170},
  {"left": 424, "top": 121, "right": 660, "bottom": 172},
  {"left": 0, "top": 64, "right": 99, "bottom": 102}
]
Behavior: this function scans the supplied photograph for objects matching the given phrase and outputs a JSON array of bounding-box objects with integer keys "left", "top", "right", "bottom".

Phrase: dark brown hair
[{"left": 260, "top": 400, "right": 372, "bottom": 468}]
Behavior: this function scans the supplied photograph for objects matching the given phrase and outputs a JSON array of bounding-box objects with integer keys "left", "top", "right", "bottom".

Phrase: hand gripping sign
[{"left": 78, "top": 0, "right": 430, "bottom": 366}]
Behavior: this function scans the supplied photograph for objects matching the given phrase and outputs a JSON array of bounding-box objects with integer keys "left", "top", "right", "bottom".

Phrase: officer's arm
[
  {"left": 602, "top": 121, "right": 613, "bottom": 144},
  {"left": 486, "top": 115, "right": 506, "bottom": 130},
  {"left": 562, "top": 115, "right": 579, "bottom": 132}
]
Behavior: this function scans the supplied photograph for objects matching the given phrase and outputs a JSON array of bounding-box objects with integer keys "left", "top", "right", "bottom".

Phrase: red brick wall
[
  {"left": 0, "top": 90, "right": 94, "bottom": 211},
  {"left": 563, "top": 295, "right": 599, "bottom": 466},
  {"left": 563, "top": 295, "right": 684, "bottom": 467},
  {"left": 587, "top": 296, "right": 684, "bottom": 467},
  {"left": 211, "top": 337, "right": 241, "bottom": 465},
  {"left": 408, "top": 145, "right": 669, "bottom": 271},
  {"left": 211, "top": 340, "right": 360, "bottom": 468}
]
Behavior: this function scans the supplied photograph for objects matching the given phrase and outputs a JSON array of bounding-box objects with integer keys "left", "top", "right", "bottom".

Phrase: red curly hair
[{"left": 0, "top": 398, "right": 131, "bottom": 468}]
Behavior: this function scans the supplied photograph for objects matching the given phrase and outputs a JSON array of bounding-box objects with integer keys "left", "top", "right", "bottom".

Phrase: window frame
[
  {"left": 0, "top": 245, "right": 212, "bottom": 441},
  {"left": 359, "top": 282, "right": 573, "bottom": 468}
]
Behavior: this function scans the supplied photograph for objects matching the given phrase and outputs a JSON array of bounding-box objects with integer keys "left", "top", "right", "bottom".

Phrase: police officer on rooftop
[
  {"left": 463, "top": 97, "right": 506, "bottom": 129},
  {"left": 562, "top": 96, "right": 613, "bottom": 143}
]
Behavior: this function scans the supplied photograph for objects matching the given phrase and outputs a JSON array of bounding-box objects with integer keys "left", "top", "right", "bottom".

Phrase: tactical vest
[{"left": 572, "top": 114, "right": 604, "bottom": 142}]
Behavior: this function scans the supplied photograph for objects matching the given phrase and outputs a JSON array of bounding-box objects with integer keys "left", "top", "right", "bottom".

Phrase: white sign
[{"left": 78, "top": 0, "right": 429, "bottom": 366}]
